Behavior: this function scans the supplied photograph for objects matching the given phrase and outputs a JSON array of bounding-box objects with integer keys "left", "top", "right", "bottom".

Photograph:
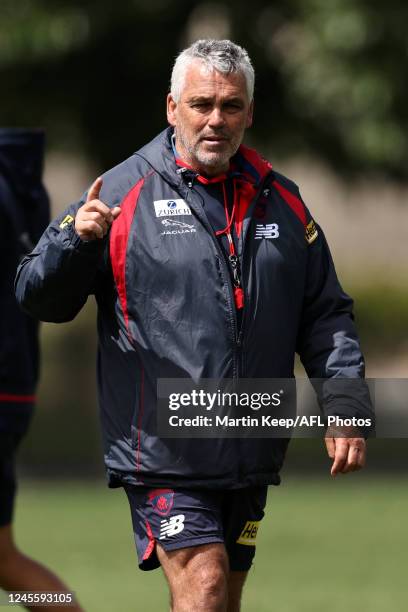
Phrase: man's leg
[
  {"left": 0, "top": 525, "right": 83, "bottom": 611},
  {"left": 156, "top": 542, "right": 229, "bottom": 612},
  {"left": 0, "top": 431, "right": 83, "bottom": 611},
  {"left": 227, "top": 571, "right": 247, "bottom": 612},
  {"left": 222, "top": 486, "right": 269, "bottom": 612}
]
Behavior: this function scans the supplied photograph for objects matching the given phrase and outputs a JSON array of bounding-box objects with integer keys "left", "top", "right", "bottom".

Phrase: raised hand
[{"left": 74, "top": 177, "right": 121, "bottom": 240}]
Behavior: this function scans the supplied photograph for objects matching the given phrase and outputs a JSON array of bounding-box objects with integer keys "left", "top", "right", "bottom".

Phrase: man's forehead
[{"left": 181, "top": 61, "right": 248, "bottom": 100}]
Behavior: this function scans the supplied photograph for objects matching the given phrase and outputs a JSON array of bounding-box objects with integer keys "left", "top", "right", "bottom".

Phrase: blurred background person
[{"left": 0, "top": 128, "right": 82, "bottom": 611}]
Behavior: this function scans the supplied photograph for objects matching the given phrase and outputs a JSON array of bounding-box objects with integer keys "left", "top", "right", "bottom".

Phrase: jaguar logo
[{"left": 161, "top": 219, "right": 194, "bottom": 229}]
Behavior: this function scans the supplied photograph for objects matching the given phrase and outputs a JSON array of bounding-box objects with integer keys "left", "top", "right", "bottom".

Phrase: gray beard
[{"left": 176, "top": 127, "right": 240, "bottom": 172}]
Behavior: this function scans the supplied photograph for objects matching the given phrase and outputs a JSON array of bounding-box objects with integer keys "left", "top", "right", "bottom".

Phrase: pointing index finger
[
  {"left": 86, "top": 177, "right": 103, "bottom": 203},
  {"left": 330, "top": 439, "right": 348, "bottom": 477}
]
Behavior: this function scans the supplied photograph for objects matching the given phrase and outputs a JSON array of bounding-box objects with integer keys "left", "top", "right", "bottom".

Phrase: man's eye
[{"left": 192, "top": 102, "right": 209, "bottom": 109}]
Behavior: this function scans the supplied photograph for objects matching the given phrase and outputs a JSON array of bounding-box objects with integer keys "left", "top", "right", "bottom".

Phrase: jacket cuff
[
  {"left": 323, "top": 404, "right": 375, "bottom": 438},
  {"left": 62, "top": 221, "right": 106, "bottom": 254}
]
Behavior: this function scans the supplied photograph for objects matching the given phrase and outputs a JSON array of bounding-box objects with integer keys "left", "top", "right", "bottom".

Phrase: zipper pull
[
  {"left": 229, "top": 254, "right": 244, "bottom": 309},
  {"left": 176, "top": 167, "right": 196, "bottom": 188},
  {"left": 229, "top": 254, "right": 240, "bottom": 286},
  {"left": 234, "top": 287, "right": 244, "bottom": 310}
]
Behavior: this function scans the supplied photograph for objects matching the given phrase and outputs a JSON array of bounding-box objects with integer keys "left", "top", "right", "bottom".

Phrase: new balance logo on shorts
[
  {"left": 255, "top": 223, "right": 279, "bottom": 239},
  {"left": 159, "top": 514, "right": 185, "bottom": 539}
]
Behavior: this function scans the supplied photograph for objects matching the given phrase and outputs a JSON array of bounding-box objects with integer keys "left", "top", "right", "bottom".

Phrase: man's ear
[
  {"left": 246, "top": 100, "right": 254, "bottom": 128},
  {"left": 167, "top": 94, "right": 177, "bottom": 126}
]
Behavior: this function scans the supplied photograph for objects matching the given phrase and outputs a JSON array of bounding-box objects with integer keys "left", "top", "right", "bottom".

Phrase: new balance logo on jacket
[{"left": 255, "top": 223, "right": 279, "bottom": 239}]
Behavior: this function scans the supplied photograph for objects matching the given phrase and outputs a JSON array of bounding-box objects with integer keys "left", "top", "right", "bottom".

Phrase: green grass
[{"left": 3, "top": 476, "right": 407, "bottom": 611}]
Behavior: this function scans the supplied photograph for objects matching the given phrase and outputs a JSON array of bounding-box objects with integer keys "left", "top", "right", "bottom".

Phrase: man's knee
[
  {"left": 158, "top": 543, "right": 229, "bottom": 610},
  {"left": 181, "top": 559, "right": 229, "bottom": 611},
  {"left": 195, "top": 563, "right": 228, "bottom": 599}
]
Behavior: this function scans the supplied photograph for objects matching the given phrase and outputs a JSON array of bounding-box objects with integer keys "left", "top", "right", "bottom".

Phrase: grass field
[{"left": 3, "top": 475, "right": 407, "bottom": 611}]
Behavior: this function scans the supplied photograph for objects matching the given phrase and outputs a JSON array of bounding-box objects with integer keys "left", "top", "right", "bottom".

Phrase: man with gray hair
[{"left": 16, "top": 39, "right": 371, "bottom": 611}]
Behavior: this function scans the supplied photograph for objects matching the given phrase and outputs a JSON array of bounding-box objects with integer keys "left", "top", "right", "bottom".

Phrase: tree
[{"left": 1, "top": 0, "right": 407, "bottom": 179}]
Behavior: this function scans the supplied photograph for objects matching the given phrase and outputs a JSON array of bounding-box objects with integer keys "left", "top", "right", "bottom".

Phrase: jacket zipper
[
  {"left": 177, "top": 169, "right": 241, "bottom": 379},
  {"left": 238, "top": 176, "right": 273, "bottom": 377}
]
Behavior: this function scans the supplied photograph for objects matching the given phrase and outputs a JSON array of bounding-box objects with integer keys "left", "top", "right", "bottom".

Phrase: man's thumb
[{"left": 111, "top": 206, "right": 121, "bottom": 219}]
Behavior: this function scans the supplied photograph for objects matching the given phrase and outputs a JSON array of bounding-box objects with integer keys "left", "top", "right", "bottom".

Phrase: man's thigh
[{"left": 156, "top": 540, "right": 228, "bottom": 582}]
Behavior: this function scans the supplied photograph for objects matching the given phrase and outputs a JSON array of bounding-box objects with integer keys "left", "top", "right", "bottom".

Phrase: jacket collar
[{"left": 135, "top": 127, "right": 273, "bottom": 188}]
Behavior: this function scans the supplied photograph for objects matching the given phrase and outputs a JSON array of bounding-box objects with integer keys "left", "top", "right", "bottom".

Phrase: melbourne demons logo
[{"left": 148, "top": 488, "right": 175, "bottom": 516}]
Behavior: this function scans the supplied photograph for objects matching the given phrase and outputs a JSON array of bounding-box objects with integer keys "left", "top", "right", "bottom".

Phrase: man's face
[{"left": 167, "top": 60, "right": 253, "bottom": 176}]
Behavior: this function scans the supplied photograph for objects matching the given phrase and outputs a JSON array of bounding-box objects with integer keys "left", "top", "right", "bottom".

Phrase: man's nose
[{"left": 208, "top": 108, "right": 225, "bottom": 128}]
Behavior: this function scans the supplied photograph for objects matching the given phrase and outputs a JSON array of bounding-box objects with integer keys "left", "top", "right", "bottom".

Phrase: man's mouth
[{"left": 201, "top": 135, "right": 228, "bottom": 144}]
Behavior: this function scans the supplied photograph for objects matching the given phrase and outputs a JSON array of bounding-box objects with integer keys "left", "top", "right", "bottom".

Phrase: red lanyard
[{"left": 215, "top": 181, "right": 244, "bottom": 310}]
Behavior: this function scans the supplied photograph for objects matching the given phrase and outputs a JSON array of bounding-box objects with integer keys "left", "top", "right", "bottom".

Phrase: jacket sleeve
[
  {"left": 296, "top": 218, "right": 374, "bottom": 425},
  {"left": 15, "top": 194, "right": 107, "bottom": 323}
]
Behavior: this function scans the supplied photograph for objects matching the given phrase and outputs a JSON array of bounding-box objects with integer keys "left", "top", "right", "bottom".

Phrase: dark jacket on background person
[
  {"left": 0, "top": 129, "right": 49, "bottom": 433},
  {"left": 15, "top": 127, "right": 372, "bottom": 487}
]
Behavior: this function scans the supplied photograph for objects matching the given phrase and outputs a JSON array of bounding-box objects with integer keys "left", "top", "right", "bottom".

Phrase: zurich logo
[{"left": 167, "top": 200, "right": 177, "bottom": 209}]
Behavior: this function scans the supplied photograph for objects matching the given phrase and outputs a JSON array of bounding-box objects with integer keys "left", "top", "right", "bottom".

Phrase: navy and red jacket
[
  {"left": 1, "top": 129, "right": 49, "bottom": 433},
  {"left": 15, "top": 127, "right": 372, "bottom": 488}
]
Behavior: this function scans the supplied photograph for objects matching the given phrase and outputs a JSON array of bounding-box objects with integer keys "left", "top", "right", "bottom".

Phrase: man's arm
[
  {"left": 296, "top": 219, "right": 373, "bottom": 476},
  {"left": 15, "top": 178, "right": 120, "bottom": 323}
]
